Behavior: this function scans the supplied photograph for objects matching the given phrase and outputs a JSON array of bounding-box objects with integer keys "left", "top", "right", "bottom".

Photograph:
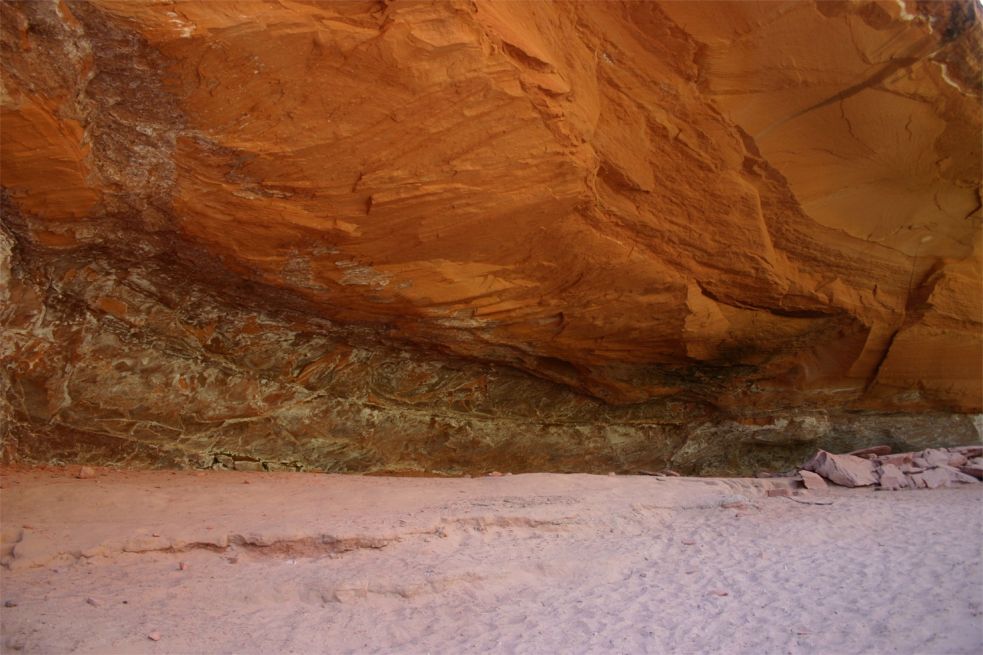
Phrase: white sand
[{"left": 1, "top": 467, "right": 981, "bottom": 654}]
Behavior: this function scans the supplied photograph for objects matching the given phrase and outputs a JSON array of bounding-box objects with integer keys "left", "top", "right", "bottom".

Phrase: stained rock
[
  {"left": 803, "top": 450, "right": 878, "bottom": 487},
  {"left": 0, "top": 0, "right": 980, "bottom": 475}
]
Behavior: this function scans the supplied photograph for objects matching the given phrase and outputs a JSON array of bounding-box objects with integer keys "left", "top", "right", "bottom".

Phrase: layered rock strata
[{"left": 1, "top": 1, "right": 981, "bottom": 474}]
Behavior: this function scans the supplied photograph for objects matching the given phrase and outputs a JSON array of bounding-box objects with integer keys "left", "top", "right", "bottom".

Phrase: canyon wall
[{"left": 1, "top": 0, "right": 981, "bottom": 475}]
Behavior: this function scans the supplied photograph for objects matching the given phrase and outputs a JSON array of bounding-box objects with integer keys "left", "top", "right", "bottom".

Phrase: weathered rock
[
  {"left": 76, "top": 466, "right": 95, "bottom": 480},
  {"left": 804, "top": 450, "right": 878, "bottom": 487},
  {"left": 878, "top": 454, "right": 914, "bottom": 467},
  {"left": 877, "top": 464, "right": 908, "bottom": 491},
  {"left": 919, "top": 466, "right": 980, "bottom": 489},
  {"left": 0, "top": 1, "right": 980, "bottom": 474},
  {"left": 947, "top": 453, "right": 968, "bottom": 467},
  {"left": 798, "top": 470, "right": 828, "bottom": 491},
  {"left": 766, "top": 488, "right": 792, "bottom": 498},
  {"left": 921, "top": 449, "right": 955, "bottom": 467}
]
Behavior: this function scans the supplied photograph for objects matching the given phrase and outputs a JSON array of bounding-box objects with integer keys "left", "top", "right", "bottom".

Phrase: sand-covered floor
[{"left": 1, "top": 467, "right": 981, "bottom": 654}]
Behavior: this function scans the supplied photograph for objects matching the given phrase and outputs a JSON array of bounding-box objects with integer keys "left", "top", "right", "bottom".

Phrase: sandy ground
[{"left": 0, "top": 467, "right": 981, "bottom": 655}]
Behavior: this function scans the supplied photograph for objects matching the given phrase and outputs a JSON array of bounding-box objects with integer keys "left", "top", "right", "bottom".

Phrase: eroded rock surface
[{"left": 1, "top": 1, "right": 981, "bottom": 474}]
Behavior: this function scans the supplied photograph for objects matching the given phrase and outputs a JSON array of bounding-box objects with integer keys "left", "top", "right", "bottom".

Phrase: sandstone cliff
[{"left": 2, "top": 0, "right": 980, "bottom": 474}]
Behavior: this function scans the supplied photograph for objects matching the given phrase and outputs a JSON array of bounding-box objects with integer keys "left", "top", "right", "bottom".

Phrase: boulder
[
  {"left": 919, "top": 466, "right": 979, "bottom": 489},
  {"left": 803, "top": 450, "right": 878, "bottom": 487}
]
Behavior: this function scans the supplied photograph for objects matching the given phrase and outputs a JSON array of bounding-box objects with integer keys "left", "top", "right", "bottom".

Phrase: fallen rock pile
[{"left": 802, "top": 446, "right": 982, "bottom": 490}]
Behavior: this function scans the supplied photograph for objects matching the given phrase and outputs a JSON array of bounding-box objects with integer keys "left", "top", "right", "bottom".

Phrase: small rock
[
  {"left": 952, "top": 445, "right": 983, "bottom": 458},
  {"left": 487, "top": 471, "right": 504, "bottom": 477},
  {"left": 4, "top": 600, "right": 17, "bottom": 608},
  {"left": 148, "top": 632, "right": 161, "bottom": 642},
  {"left": 663, "top": 470, "right": 681, "bottom": 477},
  {"left": 681, "top": 538, "right": 696, "bottom": 546},
  {"left": 710, "top": 589, "right": 729, "bottom": 597},
  {"left": 178, "top": 562, "right": 188, "bottom": 571},
  {"left": 152, "top": 533, "right": 160, "bottom": 538},
  {"left": 766, "top": 488, "right": 792, "bottom": 497},
  {"left": 718, "top": 494, "right": 749, "bottom": 508},
  {"left": 803, "top": 450, "right": 877, "bottom": 487},
  {"left": 76, "top": 466, "right": 96, "bottom": 479},
  {"left": 798, "top": 470, "right": 828, "bottom": 491},
  {"left": 86, "top": 597, "right": 100, "bottom": 607}
]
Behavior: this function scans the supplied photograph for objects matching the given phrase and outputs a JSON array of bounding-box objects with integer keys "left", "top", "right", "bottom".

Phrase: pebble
[
  {"left": 86, "top": 597, "right": 100, "bottom": 607},
  {"left": 148, "top": 631, "right": 161, "bottom": 642},
  {"left": 681, "top": 538, "right": 696, "bottom": 546},
  {"left": 77, "top": 466, "right": 96, "bottom": 479},
  {"left": 178, "top": 562, "right": 188, "bottom": 571},
  {"left": 711, "top": 589, "right": 729, "bottom": 597},
  {"left": 4, "top": 600, "right": 17, "bottom": 608}
]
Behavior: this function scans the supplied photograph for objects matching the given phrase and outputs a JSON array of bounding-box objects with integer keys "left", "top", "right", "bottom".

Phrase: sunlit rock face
[{"left": 1, "top": 0, "right": 980, "bottom": 475}]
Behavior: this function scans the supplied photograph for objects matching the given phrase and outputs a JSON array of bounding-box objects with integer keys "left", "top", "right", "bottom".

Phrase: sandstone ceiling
[{"left": 1, "top": 1, "right": 980, "bottom": 474}]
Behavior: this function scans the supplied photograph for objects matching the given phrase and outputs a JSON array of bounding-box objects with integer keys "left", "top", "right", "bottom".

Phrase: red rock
[
  {"left": 148, "top": 632, "right": 161, "bottom": 642},
  {"left": 804, "top": 450, "right": 878, "bottom": 487},
  {"left": 178, "top": 562, "right": 188, "bottom": 571},
  {"left": 85, "top": 597, "right": 100, "bottom": 607},
  {"left": 766, "top": 488, "right": 792, "bottom": 497},
  {"left": 959, "top": 465, "right": 983, "bottom": 480},
  {"left": 681, "top": 539, "right": 697, "bottom": 546},
  {"left": 798, "top": 470, "right": 828, "bottom": 491},
  {"left": 0, "top": 0, "right": 980, "bottom": 476},
  {"left": 76, "top": 466, "right": 95, "bottom": 480}
]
